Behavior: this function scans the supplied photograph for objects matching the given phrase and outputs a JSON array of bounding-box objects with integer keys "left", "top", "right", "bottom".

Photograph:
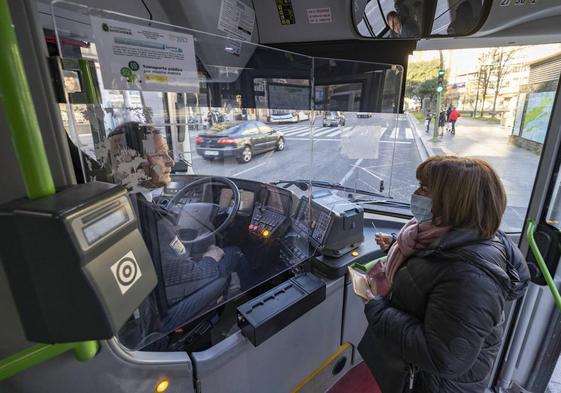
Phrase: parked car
[
  {"left": 196, "top": 121, "right": 285, "bottom": 163},
  {"left": 356, "top": 112, "right": 372, "bottom": 118},
  {"left": 323, "top": 111, "right": 345, "bottom": 127}
]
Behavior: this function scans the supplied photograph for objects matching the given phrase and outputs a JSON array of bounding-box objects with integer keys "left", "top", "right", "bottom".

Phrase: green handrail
[
  {"left": 0, "top": 0, "right": 98, "bottom": 380},
  {"left": 526, "top": 219, "right": 561, "bottom": 312},
  {"left": 78, "top": 59, "right": 100, "bottom": 105},
  {"left": 0, "top": 341, "right": 99, "bottom": 381},
  {"left": 0, "top": 0, "right": 54, "bottom": 199}
]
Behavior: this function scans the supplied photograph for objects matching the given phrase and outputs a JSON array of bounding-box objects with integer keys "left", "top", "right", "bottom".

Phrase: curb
[{"left": 406, "top": 113, "right": 433, "bottom": 160}]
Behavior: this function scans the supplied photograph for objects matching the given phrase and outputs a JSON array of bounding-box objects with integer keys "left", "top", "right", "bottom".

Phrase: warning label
[{"left": 307, "top": 8, "right": 332, "bottom": 24}]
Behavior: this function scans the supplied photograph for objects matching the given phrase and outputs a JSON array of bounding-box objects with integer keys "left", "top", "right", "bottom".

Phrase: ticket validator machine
[{"left": 0, "top": 182, "right": 157, "bottom": 343}]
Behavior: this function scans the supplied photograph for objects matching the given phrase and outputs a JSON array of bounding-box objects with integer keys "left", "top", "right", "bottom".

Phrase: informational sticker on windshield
[
  {"left": 90, "top": 16, "right": 198, "bottom": 93},
  {"left": 275, "top": 0, "right": 296, "bottom": 25},
  {"left": 307, "top": 8, "right": 332, "bottom": 24},
  {"left": 218, "top": 0, "right": 255, "bottom": 41}
]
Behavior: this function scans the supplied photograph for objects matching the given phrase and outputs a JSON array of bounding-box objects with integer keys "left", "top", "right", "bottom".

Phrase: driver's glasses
[{"left": 150, "top": 151, "right": 174, "bottom": 164}]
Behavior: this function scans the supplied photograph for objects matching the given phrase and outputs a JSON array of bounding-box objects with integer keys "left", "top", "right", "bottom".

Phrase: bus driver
[{"left": 107, "top": 122, "right": 246, "bottom": 336}]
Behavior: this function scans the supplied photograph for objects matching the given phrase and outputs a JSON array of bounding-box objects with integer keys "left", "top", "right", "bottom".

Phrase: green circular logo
[
  {"left": 128, "top": 61, "right": 140, "bottom": 71},
  {"left": 120, "top": 67, "right": 132, "bottom": 77}
]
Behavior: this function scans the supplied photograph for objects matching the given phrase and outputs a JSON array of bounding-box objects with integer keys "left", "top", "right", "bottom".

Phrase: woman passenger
[{"left": 359, "top": 156, "right": 530, "bottom": 393}]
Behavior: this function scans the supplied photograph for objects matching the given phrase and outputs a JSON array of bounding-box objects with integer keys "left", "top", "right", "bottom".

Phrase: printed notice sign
[
  {"left": 218, "top": 0, "right": 255, "bottom": 41},
  {"left": 90, "top": 16, "right": 198, "bottom": 93},
  {"left": 307, "top": 8, "right": 332, "bottom": 24}
]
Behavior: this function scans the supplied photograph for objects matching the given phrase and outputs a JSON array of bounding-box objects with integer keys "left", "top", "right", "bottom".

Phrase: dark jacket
[
  {"left": 439, "top": 112, "right": 447, "bottom": 127},
  {"left": 359, "top": 229, "right": 530, "bottom": 393}
]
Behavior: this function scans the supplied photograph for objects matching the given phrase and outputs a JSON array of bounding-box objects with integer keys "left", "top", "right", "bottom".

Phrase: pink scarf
[{"left": 369, "top": 219, "right": 450, "bottom": 296}]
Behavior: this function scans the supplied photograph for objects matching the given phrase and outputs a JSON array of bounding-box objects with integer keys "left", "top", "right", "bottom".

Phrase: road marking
[
  {"left": 281, "top": 124, "right": 306, "bottom": 130},
  {"left": 326, "top": 130, "right": 342, "bottom": 137},
  {"left": 405, "top": 128, "right": 413, "bottom": 139},
  {"left": 290, "top": 130, "right": 312, "bottom": 137},
  {"left": 285, "top": 137, "right": 340, "bottom": 142},
  {"left": 314, "top": 128, "right": 338, "bottom": 136},
  {"left": 282, "top": 128, "right": 310, "bottom": 136},
  {"left": 232, "top": 162, "right": 268, "bottom": 177},
  {"left": 340, "top": 158, "right": 364, "bottom": 186},
  {"left": 390, "top": 129, "right": 397, "bottom": 139},
  {"left": 285, "top": 137, "right": 411, "bottom": 144},
  {"left": 310, "top": 127, "right": 329, "bottom": 135}
]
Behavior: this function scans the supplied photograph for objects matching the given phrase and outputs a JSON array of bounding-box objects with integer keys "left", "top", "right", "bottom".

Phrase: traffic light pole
[
  {"left": 433, "top": 57, "right": 445, "bottom": 142},
  {"left": 433, "top": 92, "right": 441, "bottom": 142}
]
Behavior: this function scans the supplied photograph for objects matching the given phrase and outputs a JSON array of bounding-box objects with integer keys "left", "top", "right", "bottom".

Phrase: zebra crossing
[
  {"left": 274, "top": 124, "right": 352, "bottom": 140},
  {"left": 273, "top": 123, "right": 416, "bottom": 142}
]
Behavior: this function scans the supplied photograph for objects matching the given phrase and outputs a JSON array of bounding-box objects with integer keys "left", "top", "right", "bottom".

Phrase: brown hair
[{"left": 416, "top": 156, "right": 506, "bottom": 239}]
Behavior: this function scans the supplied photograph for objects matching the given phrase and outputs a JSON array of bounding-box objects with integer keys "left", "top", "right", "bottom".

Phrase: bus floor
[{"left": 327, "top": 362, "right": 381, "bottom": 393}]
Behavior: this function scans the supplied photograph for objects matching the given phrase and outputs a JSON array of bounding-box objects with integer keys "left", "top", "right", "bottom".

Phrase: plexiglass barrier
[{"left": 52, "top": 1, "right": 403, "bottom": 350}]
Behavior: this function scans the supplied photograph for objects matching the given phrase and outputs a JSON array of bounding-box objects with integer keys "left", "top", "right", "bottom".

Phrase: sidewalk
[{"left": 408, "top": 113, "right": 540, "bottom": 232}]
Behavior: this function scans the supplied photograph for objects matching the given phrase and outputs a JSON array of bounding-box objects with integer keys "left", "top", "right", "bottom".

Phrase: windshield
[{"left": 53, "top": 1, "right": 404, "bottom": 351}]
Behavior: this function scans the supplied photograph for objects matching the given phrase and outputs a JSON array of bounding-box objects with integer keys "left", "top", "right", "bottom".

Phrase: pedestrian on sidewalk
[
  {"left": 438, "top": 109, "right": 447, "bottom": 137},
  {"left": 424, "top": 111, "right": 433, "bottom": 133},
  {"left": 448, "top": 107, "right": 461, "bottom": 135},
  {"left": 446, "top": 105, "right": 452, "bottom": 132}
]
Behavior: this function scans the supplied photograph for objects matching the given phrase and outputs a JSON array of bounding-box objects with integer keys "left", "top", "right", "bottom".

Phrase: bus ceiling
[{"left": 36, "top": 0, "right": 561, "bottom": 58}]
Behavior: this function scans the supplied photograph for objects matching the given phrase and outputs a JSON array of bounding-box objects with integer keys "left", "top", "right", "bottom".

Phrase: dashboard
[
  {"left": 219, "top": 188, "right": 255, "bottom": 215},
  {"left": 161, "top": 175, "right": 364, "bottom": 263}
]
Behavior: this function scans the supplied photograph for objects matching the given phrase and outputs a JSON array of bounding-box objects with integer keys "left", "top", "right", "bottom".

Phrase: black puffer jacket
[{"left": 358, "top": 229, "right": 530, "bottom": 393}]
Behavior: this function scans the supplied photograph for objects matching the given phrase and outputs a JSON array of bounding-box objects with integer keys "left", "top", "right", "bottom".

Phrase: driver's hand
[
  {"left": 375, "top": 232, "right": 393, "bottom": 252},
  {"left": 203, "top": 245, "right": 224, "bottom": 262}
]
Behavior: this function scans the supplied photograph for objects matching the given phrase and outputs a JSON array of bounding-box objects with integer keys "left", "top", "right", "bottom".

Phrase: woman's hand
[{"left": 375, "top": 232, "right": 393, "bottom": 252}]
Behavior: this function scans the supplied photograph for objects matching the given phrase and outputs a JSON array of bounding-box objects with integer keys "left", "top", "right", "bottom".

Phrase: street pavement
[
  {"left": 410, "top": 114, "right": 540, "bottom": 232},
  {"left": 186, "top": 114, "right": 422, "bottom": 207}
]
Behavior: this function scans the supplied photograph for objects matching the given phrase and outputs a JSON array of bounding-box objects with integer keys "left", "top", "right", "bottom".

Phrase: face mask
[{"left": 410, "top": 194, "right": 432, "bottom": 223}]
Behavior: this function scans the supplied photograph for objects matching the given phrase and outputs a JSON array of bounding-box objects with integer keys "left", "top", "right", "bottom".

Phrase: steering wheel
[{"left": 169, "top": 176, "right": 241, "bottom": 246}]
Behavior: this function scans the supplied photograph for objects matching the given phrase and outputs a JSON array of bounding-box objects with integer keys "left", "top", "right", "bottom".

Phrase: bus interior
[{"left": 2, "top": 1, "right": 561, "bottom": 392}]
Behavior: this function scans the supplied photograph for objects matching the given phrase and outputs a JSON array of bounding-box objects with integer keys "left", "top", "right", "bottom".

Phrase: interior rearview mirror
[
  {"left": 352, "top": 0, "right": 487, "bottom": 39},
  {"left": 352, "top": 0, "right": 424, "bottom": 39}
]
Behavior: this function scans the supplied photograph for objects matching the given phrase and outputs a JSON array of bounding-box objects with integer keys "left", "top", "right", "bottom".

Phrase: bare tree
[
  {"left": 475, "top": 50, "right": 496, "bottom": 117},
  {"left": 491, "top": 48, "right": 518, "bottom": 116}
]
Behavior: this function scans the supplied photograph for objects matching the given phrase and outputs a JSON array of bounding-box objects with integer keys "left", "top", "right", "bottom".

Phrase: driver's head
[{"left": 107, "top": 122, "right": 175, "bottom": 189}]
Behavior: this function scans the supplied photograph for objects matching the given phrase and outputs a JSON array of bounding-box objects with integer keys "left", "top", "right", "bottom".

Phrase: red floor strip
[{"left": 328, "top": 362, "right": 382, "bottom": 393}]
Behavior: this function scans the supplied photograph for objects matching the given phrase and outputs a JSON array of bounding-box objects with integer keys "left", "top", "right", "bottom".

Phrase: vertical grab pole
[
  {"left": 0, "top": 0, "right": 55, "bottom": 199},
  {"left": 0, "top": 0, "right": 98, "bottom": 378},
  {"left": 526, "top": 219, "right": 561, "bottom": 312}
]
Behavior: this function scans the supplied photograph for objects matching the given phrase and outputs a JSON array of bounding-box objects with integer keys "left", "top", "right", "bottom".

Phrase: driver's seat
[{"left": 124, "top": 193, "right": 228, "bottom": 350}]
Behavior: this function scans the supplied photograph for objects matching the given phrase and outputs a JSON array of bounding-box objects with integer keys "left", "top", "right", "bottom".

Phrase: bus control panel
[
  {"left": 250, "top": 188, "right": 291, "bottom": 239},
  {"left": 294, "top": 192, "right": 364, "bottom": 257}
]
